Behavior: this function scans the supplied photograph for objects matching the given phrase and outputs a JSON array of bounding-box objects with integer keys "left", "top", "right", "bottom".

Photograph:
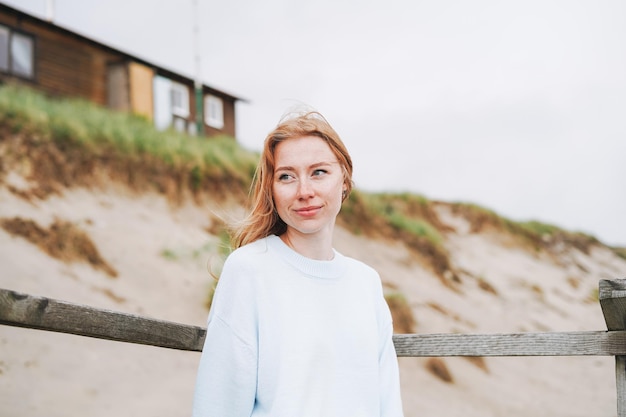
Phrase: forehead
[{"left": 274, "top": 136, "right": 339, "bottom": 167}]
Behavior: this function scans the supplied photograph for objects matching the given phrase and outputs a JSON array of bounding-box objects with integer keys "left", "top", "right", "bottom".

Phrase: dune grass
[
  {"left": 0, "top": 83, "right": 259, "bottom": 189},
  {"left": 362, "top": 192, "right": 443, "bottom": 247},
  {"left": 449, "top": 201, "right": 601, "bottom": 254}
]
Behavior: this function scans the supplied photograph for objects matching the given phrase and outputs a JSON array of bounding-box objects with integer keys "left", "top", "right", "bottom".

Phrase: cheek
[
  {"left": 272, "top": 184, "right": 290, "bottom": 209},
  {"left": 271, "top": 185, "right": 281, "bottom": 206},
  {"left": 326, "top": 179, "right": 345, "bottom": 202}
]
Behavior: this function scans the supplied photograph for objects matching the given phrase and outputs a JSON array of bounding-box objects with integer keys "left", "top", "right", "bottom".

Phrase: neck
[{"left": 280, "top": 230, "right": 334, "bottom": 261}]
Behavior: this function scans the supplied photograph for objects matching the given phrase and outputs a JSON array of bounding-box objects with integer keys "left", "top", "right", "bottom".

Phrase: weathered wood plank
[
  {"left": 3, "top": 288, "right": 626, "bottom": 358},
  {"left": 392, "top": 331, "right": 626, "bottom": 357},
  {"left": 0, "top": 288, "right": 206, "bottom": 351},
  {"left": 600, "top": 279, "right": 626, "bottom": 417},
  {"left": 600, "top": 279, "right": 626, "bottom": 331},
  {"left": 617, "top": 357, "right": 626, "bottom": 417}
]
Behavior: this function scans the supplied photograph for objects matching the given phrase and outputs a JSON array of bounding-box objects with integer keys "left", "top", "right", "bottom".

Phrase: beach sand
[{"left": 1, "top": 183, "right": 624, "bottom": 417}]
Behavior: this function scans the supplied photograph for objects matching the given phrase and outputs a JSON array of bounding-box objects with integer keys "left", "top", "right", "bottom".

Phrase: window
[
  {"left": 0, "top": 26, "right": 9, "bottom": 72},
  {"left": 204, "top": 94, "right": 224, "bottom": 129},
  {"left": 172, "top": 116, "right": 187, "bottom": 133},
  {"left": 154, "top": 76, "right": 197, "bottom": 133},
  {"left": 11, "top": 32, "right": 34, "bottom": 78},
  {"left": 0, "top": 24, "right": 34, "bottom": 79},
  {"left": 170, "top": 81, "right": 190, "bottom": 118}
]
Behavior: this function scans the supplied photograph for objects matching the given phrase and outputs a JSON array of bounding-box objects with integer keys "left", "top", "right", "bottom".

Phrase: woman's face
[{"left": 272, "top": 135, "right": 346, "bottom": 239}]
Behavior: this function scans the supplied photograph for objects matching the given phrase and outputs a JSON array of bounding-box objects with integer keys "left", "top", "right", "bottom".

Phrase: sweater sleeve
[
  {"left": 379, "top": 320, "right": 404, "bottom": 416},
  {"left": 191, "top": 251, "right": 259, "bottom": 417},
  {"left": 191, "top": 315, "right": 257, "bottom": 417},
  {"left": 374, "top": 274, "right": 404, "bottom": 417}
]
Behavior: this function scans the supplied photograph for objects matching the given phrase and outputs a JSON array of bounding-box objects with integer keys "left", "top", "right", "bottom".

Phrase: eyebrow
[{"left": 274, "top": 161, "right": 338, "bottom": 172}]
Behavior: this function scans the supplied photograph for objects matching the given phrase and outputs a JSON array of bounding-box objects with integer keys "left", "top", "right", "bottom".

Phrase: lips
[{"left": 295, "top": 206, "right": 322, "bottom": 217}]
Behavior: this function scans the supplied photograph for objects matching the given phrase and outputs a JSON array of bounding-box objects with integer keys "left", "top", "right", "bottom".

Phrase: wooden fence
[{"left": 2, "top": 279, "right": 626, "bottom": 415}]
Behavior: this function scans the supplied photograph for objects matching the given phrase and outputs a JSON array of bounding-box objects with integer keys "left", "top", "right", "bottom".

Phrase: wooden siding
[
  {"left": 106, "top": 62, "right": 130, "bottom": 112},
  {"left": 0, "top": 11, "right": 119, "bottom": 105},
  {"left": 0, "top": 5, "right": 241, "bottom": 140}
]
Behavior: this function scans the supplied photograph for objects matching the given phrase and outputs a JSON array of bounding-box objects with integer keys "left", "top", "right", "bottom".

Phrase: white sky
[{"left": 5, "top": 0, "right": 626, "bottom": 246}]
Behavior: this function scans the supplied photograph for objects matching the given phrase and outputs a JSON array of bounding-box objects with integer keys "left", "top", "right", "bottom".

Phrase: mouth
[{"left": 295, "top": 206, "right": 322, "bottom": 217}]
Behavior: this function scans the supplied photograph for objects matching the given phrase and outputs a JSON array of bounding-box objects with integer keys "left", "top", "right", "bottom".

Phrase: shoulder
[
  {"left": 217, "top": 237, "right": 278, "bottom": 288},
  {"left": 338, "top": 254, "right": 391, "bottom": 324},
  {"left": 341, "top": 253, "right": 380, "bottom": 278},
  {"left": 337, "top": 252, "right": 383, "bottom": 290},
  {"left": 223, "top": 237, "right": 271, "bottom": 269},
  {"left": 209, "top": 239, "right": 272, "bottom": 320}
]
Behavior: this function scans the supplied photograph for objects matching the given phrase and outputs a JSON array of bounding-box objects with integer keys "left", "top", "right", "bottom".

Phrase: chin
[{"left": 289, "top": 223, "right": 327, "bottom": 236}]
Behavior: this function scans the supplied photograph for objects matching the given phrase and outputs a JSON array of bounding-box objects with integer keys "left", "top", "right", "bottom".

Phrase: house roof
[{"left": 0, "top": 2, "right": 246, "bottom": 103}]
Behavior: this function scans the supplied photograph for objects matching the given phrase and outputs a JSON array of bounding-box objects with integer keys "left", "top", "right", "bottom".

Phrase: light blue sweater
[{"left": 192, "top": 235, "right": 404, "bottom": 417}]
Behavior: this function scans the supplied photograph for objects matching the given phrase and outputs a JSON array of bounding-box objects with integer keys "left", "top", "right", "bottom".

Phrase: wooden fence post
[{"left": 600, "top": 279, "right": 626, "bottom": 417}]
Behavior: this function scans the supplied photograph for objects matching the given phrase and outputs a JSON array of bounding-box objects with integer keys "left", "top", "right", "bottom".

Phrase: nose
[{"left": 297, "top": 178, "right": 314, "bottom": 199}]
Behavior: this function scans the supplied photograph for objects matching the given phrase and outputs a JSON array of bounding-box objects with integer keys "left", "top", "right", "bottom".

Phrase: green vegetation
[
  {"left": 339, "top": 191, "right": 455, "bottom": 280},
  {"left": 0, "top": 83, "right": 259, "bottom": 193},
  {"left": 612, "top": 247, "right": 626, "bottom": 261},
  {"left": 364, "top": 192, "right": 443, "bottom": 246},
  {"left": 517, "top": 220, "right": 561, "bottom": 236},
  {"left": 339, "top": 191, "right": 444, "bottom": 248},
  {"left": 449, "top": 201, "right": 600, "bottom": 254},
  {"left": 160, "top": 242, "right": 214, "bottom": 263}
]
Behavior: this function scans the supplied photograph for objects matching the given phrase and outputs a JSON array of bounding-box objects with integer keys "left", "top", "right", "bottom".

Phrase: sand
[{"left": 1, "top": 181, "right": 625, "bottom": 417}]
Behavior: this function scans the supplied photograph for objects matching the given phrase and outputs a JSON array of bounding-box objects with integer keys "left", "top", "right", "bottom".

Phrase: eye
[
  {"left": 312, "top": 169, "right": 327, "bottom": 177},
  {"left": 277, "top": 173, "right": 294, "bottom": 182}
]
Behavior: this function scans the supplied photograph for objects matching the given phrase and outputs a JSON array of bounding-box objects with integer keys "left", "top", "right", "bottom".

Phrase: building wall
[
  {"left": 204, "top": 94, "right": 237, "bottom": 138},
  {"left": 0, "top": 10, "right": 120, "bottom": 105},
  {"left": 223, "top": 96, "right": 236, "bottom": 138},
  {"left": 0, "top": 6, "right": 239, "bottom": 140},
  {"left": 106, "top": 62, "right": 130, "bottom": 112}
]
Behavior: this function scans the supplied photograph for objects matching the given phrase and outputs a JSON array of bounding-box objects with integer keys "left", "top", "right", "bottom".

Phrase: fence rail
[
  {"left": 0, "top": 288, "right": 206, "bottom": 351},
  {"left": 2, "top": 279, "right": 626, "bottom": 415}
]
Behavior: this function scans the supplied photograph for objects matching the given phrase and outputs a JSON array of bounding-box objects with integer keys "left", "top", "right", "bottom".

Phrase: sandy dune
[{"left": 1, "top": 181, "right": 625, "bottom": 417}]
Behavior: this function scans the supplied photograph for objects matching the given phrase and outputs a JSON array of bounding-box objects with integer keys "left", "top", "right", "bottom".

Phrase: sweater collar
[{"left": 266, "top": 235, "right": 347, "bottom": 279}]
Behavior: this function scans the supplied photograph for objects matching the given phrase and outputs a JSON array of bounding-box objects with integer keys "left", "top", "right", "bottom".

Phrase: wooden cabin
[{"left": 0, "top": 3, "right": 241, "bottom": 138}]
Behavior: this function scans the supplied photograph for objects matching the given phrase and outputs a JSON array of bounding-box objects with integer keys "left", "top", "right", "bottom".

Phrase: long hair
[{"left": 231, "top": 110, "right": 354, "bottom": 248}]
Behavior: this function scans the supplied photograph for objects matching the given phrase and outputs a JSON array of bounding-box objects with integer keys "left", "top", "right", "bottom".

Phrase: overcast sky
[{"left": 5, "top": 0, "right": 626, "bottom": 246}]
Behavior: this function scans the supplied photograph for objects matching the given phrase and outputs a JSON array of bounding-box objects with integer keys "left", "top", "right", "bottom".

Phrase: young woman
[{"left": 192, "top": 111, "right": 404, "bottom": 416}]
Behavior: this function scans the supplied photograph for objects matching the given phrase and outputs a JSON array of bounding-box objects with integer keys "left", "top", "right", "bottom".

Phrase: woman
[{"left": 192, "top": 111, "right": 404, "bottom": 417}]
